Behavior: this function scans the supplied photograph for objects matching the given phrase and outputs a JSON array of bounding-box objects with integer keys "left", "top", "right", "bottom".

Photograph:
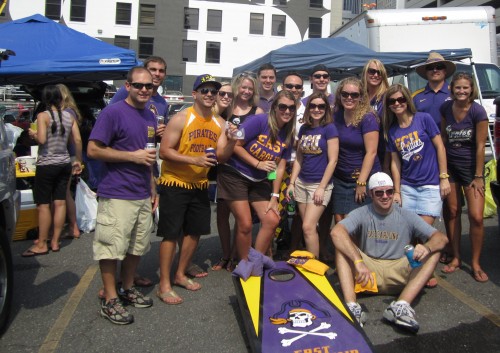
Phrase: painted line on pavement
[
  {"left": 437, "top": 276, "right": 500, "bottom": 327},
  {"left": 38, "top": 263, "right": 99, "bottom": 353}
]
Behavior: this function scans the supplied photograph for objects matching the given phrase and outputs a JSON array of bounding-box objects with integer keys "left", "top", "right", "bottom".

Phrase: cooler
[{"left": 13, "top": 189, "right": 38, "bottom": 241}]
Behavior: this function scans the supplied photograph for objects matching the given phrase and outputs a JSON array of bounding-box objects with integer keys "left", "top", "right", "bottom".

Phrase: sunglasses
[
  {"left": 340, "top": 91, "right": 360, "bottom": 99},
  {"left": 199, "top": 88, "right": 219, "bottom": 95},
  {"left": 129, "top": 82, "right": 154, "bottom": 90},
  {"left": 373, "top": 189, "right": 394, "bottom": 198},
  {"left": 367, "top": 68, "right": 381, "bottom": 76},
  {"left": 426, "top": 63, "right": 446, "bottom": 71},
  {"left": 313, "top": 73, "right": 330, "bottom": 79},
  {"left": 218, "top": 91, "right": 234, "bottom": 98},
  {"left": 284, "top": 83, "right": 303, "bottom": 90},
  {"left": 277, "top": 103, "right": 297, "bottom": 113},
  {"left": 309, "top": 103, "right": 326, "bottom": 110},
  {"left": 387, "top": 96, "right": 407, "bottom": 105},
  {"left": 238, "top": 71, "right": 257, "bottom": 78}
]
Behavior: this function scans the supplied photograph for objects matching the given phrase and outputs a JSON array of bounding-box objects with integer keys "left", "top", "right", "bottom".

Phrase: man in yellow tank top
[{"left": 156, "top": 74, "right": 237, "bottom": 304}]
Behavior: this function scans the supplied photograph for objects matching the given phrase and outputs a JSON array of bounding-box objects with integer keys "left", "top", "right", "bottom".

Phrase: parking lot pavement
[{"left": 0, "top": 207, "right": 499, "bottom": 353}]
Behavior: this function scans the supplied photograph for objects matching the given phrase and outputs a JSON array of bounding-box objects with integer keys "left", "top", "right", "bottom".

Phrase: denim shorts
[
  {"left": 332, "top": 176, "right": 371, "bottom": 215},
  {"left": 401, "top": 184, "right": 442, "bottom": 217}
]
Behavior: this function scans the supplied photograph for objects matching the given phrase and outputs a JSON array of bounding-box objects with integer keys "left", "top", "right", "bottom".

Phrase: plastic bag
[
  {"left": 4, "top": 123, "right": 23, "bottom": 149},
  {"left": 483, "top": 159, "right": 497, "bottom": 218},
  {"left": 75, "top": 179, "right": 98, "bottom": 233}
]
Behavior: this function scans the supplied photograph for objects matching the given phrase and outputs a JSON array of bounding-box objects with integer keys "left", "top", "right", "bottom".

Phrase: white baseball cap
[{"left": 368, "top": 172, "right": 394, "bottom": 190}]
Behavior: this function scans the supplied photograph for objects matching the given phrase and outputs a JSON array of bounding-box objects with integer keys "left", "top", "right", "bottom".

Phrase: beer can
[
  {"left": 404, "top": 245, "right": 421, "bottom": 269},
  {"left": 145, "top": 143, "right": 156, "bottom": 150},
  {"left": 205, "top": 147, "right": 216, "bottom": 161},
  {"left": 157, "top": 115, "right": 165, "bottom": 125}
]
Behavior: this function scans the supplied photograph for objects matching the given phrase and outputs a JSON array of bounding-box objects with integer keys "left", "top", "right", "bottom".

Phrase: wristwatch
[
  {"left": 271, "top": 193, "right": 280, "bottom": 198},
  {"left": 439, "top": 173, "right": 449, "bottom": 179}
]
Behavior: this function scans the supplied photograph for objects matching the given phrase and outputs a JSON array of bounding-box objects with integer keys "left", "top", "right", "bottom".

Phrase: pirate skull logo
[{"left": 288, "top": 309, "right": 316, "bottom": 328}]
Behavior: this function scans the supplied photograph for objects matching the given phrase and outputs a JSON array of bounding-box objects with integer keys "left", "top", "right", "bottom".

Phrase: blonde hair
[
  {"left": 361, "top": 59, "right": 389, "bottom": 104},
  {"left": 268, "top": 90, "right": 296, "bottom": 147},
  {"left": 56, "top": 83, "right": 82, "bottom": 124},
  {"left": 334, "top": 77, "right": 371, "bottom": 127},
  {"left": 231, "top": 72, "right": 260, "bottom": 110}
]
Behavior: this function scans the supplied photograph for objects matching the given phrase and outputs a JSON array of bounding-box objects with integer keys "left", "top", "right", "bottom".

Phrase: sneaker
[
  {"left": 100, "top": 298, "right": 134, "bottom": 325},
  {"left": 383, "top": 301, "right": 419, "bottom": 333},
  {"left": 347, "top": 302, "right": 367, "bottom": 327},
  {"left": 118, "top": 287, "right": 153, "bottom": 308}
]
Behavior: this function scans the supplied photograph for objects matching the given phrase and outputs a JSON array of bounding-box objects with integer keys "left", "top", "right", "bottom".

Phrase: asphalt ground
[{"left": 0, "top": 205, "right": 499, "bottom": 353}]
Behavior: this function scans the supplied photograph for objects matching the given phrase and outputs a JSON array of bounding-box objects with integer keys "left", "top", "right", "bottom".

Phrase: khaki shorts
[
  {"left": 93, "top": 198, "right": 153, "bottom": 261},
  {"left": 294, "top": 178, "right": 333, "bottom": 206},
  {"left": 360, "top": 251, "right": 411, "bottom": 295}
]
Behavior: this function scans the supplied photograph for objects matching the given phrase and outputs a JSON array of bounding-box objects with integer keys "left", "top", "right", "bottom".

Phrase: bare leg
[
  {"left": 463, "top": 186, "right": 487, "bottom": 279},
  {"left": 51, "top": 199, "right": 66, "bottom": 250},
  {"left": 251, "top": 201, "right": 280, "bottom": 254},
  {"left": 175, "top": 235, "right": 201, "bottom": 287},
  {"left": 216, "top": 200, "right": 232, "bottom": 261},
  {"left": 399, "top": 251, "right": 440, "bottom": 304},
  {"left": 228, "top": 200, "right": 253, "bottom": 260},
  {"left": 100, "top": 259, "right": 118, "bottom": 301},
  {"left": 121, "top": 254, "right": 141, "bottom": 290},
  {"left": 33, "top": 203, "right": 51, "bottom": 252},
  {"left": 299, "top": 202, "right": 326, "bottom": 259},
  {"left": 159, "top": 239, "right": 177, "bottom": 294},
  {"left": 66, "top": 179, "right": 80, "bottom": 238},
  {"left": 442, "top": 183, "right": 462, "bottom": 270},
  {"left": 334, "top": 248, "right": 357, "bottom": 303}
]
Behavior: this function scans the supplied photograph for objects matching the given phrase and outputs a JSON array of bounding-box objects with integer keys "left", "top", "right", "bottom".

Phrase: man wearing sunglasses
[
  {"left": 330, "top": 172, "right": 448, "bottom": 333},
  {"left": 156, "top": 74, "right": 237, "bottom": 305},
  {"left": 413, "top": 52, "right": 456, "bottom": 126},
  {"left": 302, "top": 64, "right": 335, "bottom": 109},
  {"left": 88, "top": 67, "right": 159, "bottom": 325},
  {"left": 257, "top": 63, "right": 277, "bottom": 113}
]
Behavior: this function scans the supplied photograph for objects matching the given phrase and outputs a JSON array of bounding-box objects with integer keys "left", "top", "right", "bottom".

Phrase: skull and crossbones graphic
[{"left": 278, "top": 309, "right": 337, "bottom": 347}]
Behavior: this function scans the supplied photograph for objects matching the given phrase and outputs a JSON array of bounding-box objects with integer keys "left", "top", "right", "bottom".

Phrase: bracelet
[
  {"left": 256, "top": 161, "right": 260, "bottom": 168},
  {"left": 439, "top": 172, "right": 449, "bottom": 179},
  {"left": 354, "top": 259, "right": 364, "bottom": 264},
  {"left": 271, "top": 193, "right": 280, "bottom": 198},
  {"left": 356, "top": 180, "right": 367, "bottom": 186},
  {"left": 394, "top": 191, "right": 401, "bottom": 194},
  {"left": 474, "top": 175, "right": 484, "bottom": 179},
  {"left": 424, "top": 245, "right": 432, "bottom": 255}
]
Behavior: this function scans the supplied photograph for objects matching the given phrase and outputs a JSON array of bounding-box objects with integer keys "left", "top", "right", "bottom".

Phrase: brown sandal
[{"left": 212, "top": 258, "right": 230, "bottom": 271}]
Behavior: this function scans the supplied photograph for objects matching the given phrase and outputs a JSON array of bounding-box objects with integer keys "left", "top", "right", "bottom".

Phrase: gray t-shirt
[{"left": 340, "top": 204, "right": 437, "bottom": 259}]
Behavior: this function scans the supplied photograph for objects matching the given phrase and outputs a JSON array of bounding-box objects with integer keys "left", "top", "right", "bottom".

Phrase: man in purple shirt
[
  {"left": 88, "top": 67, "right": 159, "bottom": 325},
  {"left": 412, "top": 52, "right": 456, "bottom": 126},
  {"left": 257, "top": 63, "right": 277, "bottom": 113}
]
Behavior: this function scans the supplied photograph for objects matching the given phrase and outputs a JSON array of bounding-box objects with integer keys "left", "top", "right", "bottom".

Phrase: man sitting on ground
[{"left": 330, "top": 172, "right": 448, "bottom": 333}]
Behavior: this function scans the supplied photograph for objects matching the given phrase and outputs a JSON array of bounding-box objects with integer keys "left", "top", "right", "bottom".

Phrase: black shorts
[
  {"left": 448, "top": 162, "right": 482, "bottom": 186},
  {"left": 216, "top": 164, "right": 272, "bottom": 202},
  {"left": 33, "top": 163, "right": 72, "bottom": 204},
  {"left": 157, "top": 185, "right": 211, "bottom": 240}
]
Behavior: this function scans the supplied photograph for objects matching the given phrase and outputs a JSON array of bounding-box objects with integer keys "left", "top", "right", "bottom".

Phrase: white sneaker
[
  {"left": 347, "top": 302, "right": 367, "bottom": 327},
  {"left": 383, "top": 301, "right": 419, "bottom": 333}
]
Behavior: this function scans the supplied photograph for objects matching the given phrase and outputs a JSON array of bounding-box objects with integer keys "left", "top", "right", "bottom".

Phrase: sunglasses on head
[
  {"left": 313, "top": 73, "right": 330, "bottom": 79},
  {"left": 277, "top": 103, "right": 296, "bottom": 113},
  {"left": 238, "top": 71, "right": 257, "bottom": 78},
  {"left": 426, "top": 63, "right": 446, "bottom": 71},
  {"left": 367, "top": 68, "right": 381, "bottom": 76},
  {"left": 199, "top": 87, "right": 219, "bottom": 95},
  {"left": 284, "top": 83, "right": 303, "bottom": 90},
  {"left": 340, "top": 91, "right": 360, "bottom": 99},
  {"left": 373, "top": 189, "right": 394, "bottom": 197},
  {"left": 309, "top": 103, "right": 326, "bottom": 110},
  {"left": 218, "top": 91, "right": 234, "bottom": 98},
  {"left": 387, "top": 96, "right": 407, "bottom": 105},
  {"left": 129, "top": 82, "right": 154, "bottom": 90}
]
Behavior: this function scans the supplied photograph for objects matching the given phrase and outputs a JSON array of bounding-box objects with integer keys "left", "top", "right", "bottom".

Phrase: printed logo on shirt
[
  {"left": 248, "top": 134, "right": 287, "bottom": 161},
  {"left": 446, "top": 125, "right": 472, "bottom": 146},
  {"left": 299, "top": 134, "right": 322, "bottom": 154},
  {"left": 394, "top": 131, "right": 424, "bottom": 162},
  {"left": 149, "top": 103, "right": 159, "bottom": 116}
]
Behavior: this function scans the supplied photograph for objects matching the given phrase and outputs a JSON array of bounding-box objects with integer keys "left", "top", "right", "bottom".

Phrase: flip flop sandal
[
  {"left": 472, "top": 270, "right": 489, "bottom": 283},
  {"left": 186, "top": 263, "right": 208, "bottom": 278},
  {"left": 156, "top": 289, "right": 183, "bottom": 305},
  {"left": 441, "top": 263, "right": 461, "bottom": 274},
  {"left": 174, "top": 278, "right": 201, "bottom": 291},
  {"left": 211, "top": 258, "right": 230, "bottom": 271},
  {"left": 439, "top": 252, "right": 453, "bottom": 264},
  {"left": 134, "top": 276, "right": 154, "bottom": 287},
  {"left": 21, "top": 248, "right": 49, "bottom": 257}
]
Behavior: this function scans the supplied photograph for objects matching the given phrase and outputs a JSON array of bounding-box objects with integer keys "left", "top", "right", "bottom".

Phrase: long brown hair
[
  {"left": 382, "top": 84, "right": 417, "bottom": 141},
  {"left": 268, "top": 90, "right": 296, "bottom": 147},
  {"left": 303, "top": 92, "right": 332, "bottom": 126}
]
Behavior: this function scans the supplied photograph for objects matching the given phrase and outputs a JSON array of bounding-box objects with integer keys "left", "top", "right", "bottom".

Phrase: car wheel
[{"left": 0, "top": 226, "right": 13, "bottom": 336}]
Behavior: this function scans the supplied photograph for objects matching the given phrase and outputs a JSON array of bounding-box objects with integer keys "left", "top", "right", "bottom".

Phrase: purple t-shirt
[
  {"left": 387, "top": 112, "right": 440, "bottom": 186},
  {"left": 226, "top": 113, "right": 292, "bottom": 181},
  {"left": 297, "top": 123, "right": 339, "bottom": 183},
  {"left": 89, "top": 100, "right": 156, "bottom": 200},
  {"left": 440, "top": 101, "right": 488, "bottom": 166},
  {"left": 110, "top": 86, "right": 169, "bottom": 119},
  {"left": 413, "top": 82, "right": 452, "bottom": 126},
  {"left": 333, "top": 110, "right": 381, "bottom": 182}
]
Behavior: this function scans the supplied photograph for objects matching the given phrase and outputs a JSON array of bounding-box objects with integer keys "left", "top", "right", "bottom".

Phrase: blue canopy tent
[
  {"left": 0, "top": 14, "right": 141, "bottom": 85},
  {"left": 233, "top": 37, "right": 472, "bottom": 79}
]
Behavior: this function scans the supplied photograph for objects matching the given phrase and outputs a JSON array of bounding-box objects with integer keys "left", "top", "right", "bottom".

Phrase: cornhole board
[{"left": 233, "top": 261, "right": 374, "bottom": 353}]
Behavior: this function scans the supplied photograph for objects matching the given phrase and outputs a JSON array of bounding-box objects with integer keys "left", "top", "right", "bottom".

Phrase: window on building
[
  {"left": 138, "top": 37, "right": 154, "bottom": 59},
  {"left": 249, "top": 13, "right": 264, "bottom": 35},
  {"left": 114, "top": 35, "right": 130, "bottom": 49},
  {"left": 207, "top": 10, "right": 222, "bottom": 32},
  {"left": 116, "top": 2, "right": 132, "bottom": 25},
  {"left": 139, "top": 4, "right": 155, "bottom": 26},
  {"left": 45, "top": 0, "right": 61, "bottom": 20},
  {"left": 184, "top": 8, "right": 199, "bottom": 30},
  {"left": 309, "top": 17, "right": 322, "bottom": 38},
  {"left": 70, "top": 0, "right": 86, "bottom": 22},
  {"left": 273, "top": 0, "right": 287, "bottom": 5},
  {"left": 182, "top": 40, "right": 197, "bottom": 62},
  {"left": 310, "top": 0, "right": 323, "bottom": 8},
  {"left": 206, "top": 42, "right": 221, "bottom": 64},
  {"left": 272, "top": 15, "right": 286, "bottom": 36}
]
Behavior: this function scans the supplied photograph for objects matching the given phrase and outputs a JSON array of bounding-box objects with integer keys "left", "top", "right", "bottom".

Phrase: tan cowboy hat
[{"left": 416, "top": 52, "right": 456, "bottom": 79}]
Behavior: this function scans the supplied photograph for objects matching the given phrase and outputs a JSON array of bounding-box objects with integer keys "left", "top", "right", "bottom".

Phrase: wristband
[
  {"left": 271, "top": 193, "right": 280, "bottom": 198},
  {"left": 356, "top": 180, "right": 367, "bottom": 186},
  {"left": 439, "top": 172, "right": 449, "bottom": 179},
  {"left": 474, "top": 175, "right": 484, "bottom": 179},
  {"left": 354, "top": 259, "right": 364, "bottom": 264},
  {"left": 256, "top": 161, "right": 260, "bottom": 168},
  {"left": 424, "top": 245, "right": 432, "bottom": 255},
  {"left": 394, "top": 191, "right": 401, "bottom": 194}
]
